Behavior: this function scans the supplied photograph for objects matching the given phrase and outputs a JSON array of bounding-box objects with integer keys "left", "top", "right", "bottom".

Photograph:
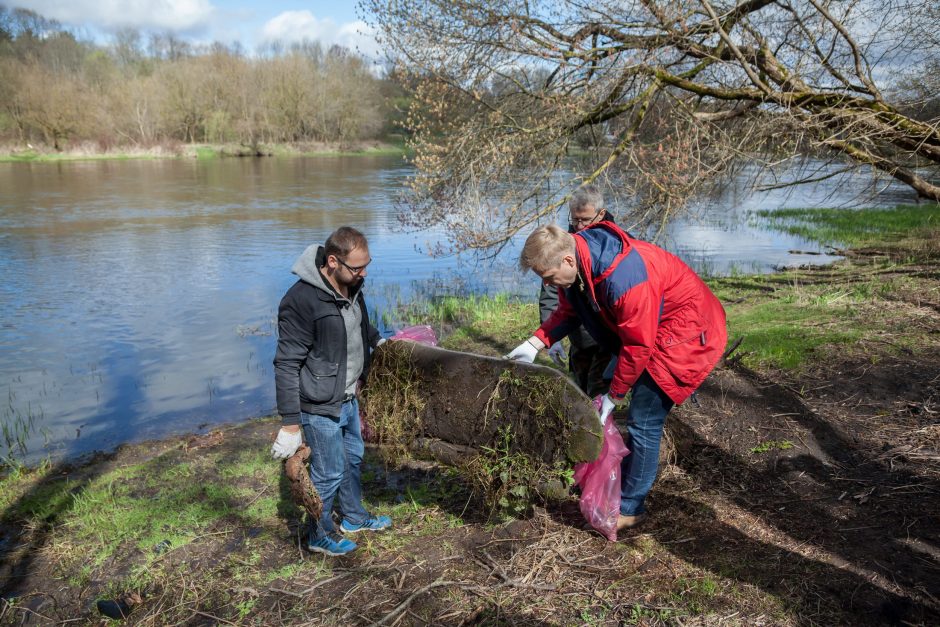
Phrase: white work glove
[
  {"left": 271, "top": 428, "right": 302, "bottom": 459},
  {"left": 547, "top": 342, "right": 567, "bottom": 367},
  {"left": 504, "top": 337, "right": 542, "bottom": 363},
  {"left": 376, "top": 337, "right": 387, "bottom": 347},
  {"left": 598, "top": 394, "right": 617, "bottom": 426}
]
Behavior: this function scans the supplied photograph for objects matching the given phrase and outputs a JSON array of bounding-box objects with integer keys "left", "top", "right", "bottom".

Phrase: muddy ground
[{"left": 1, "top": 256, "right": 938, "bottom": 625}]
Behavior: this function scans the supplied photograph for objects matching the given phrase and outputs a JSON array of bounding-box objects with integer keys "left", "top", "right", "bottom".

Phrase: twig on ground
[
  {"left": 270, "top": 573, "right": 352, "bottom": 598},
  {"left": 722, "top": 336, "right": 744, "bottom": 362},
  {"left": 244, "top": 484, "right": 270, "bottom": 508},
  {"left": 191, "top": 609, "right": 238, "bottom": 625},
  {"left": 368, "top": 579, "right": 473, "bottom": 627}
]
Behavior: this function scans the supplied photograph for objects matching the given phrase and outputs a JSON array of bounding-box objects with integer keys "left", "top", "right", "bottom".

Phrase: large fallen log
[{"left": 362, "top": 341, "right": 603, "bottom": 467}]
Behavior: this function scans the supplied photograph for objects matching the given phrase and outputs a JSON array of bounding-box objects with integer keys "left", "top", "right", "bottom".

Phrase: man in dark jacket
[
  {"left": 271, "top": 226, "right": 391, "bottom": 556},
  {"left": 539, "top": 185, "right": 616, "bottom": 397}
]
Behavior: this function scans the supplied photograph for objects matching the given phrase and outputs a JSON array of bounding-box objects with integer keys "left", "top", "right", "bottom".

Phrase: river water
[{"left": 0, "top": 155, "right": 920, "bottom": 464}]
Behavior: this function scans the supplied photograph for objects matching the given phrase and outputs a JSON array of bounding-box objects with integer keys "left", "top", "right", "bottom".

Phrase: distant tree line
[{"left": 0, "top": 7, "right": 408, "bottom": 151}]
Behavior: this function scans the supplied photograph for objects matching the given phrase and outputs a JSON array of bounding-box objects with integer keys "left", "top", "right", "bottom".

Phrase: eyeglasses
[
  {"left": 568, "top": 208, "right": 603, "bottom": 228},
  {"left": 337, "top": 256, "right": 372, "bottom": 274}
]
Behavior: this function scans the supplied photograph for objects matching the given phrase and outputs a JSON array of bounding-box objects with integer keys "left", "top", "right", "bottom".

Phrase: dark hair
[{"left": 324, "top": 226, "right": 368, "bottom": 258}]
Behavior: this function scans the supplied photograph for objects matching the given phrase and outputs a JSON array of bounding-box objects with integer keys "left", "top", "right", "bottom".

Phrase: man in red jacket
[{"left": 506, "top": 221, "right": 727, "bottom": 530}]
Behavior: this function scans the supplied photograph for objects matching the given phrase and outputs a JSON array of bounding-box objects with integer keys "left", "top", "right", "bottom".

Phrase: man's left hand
[
  {"left": 547, "top": 342, "right": 567, "bottom": 367},
  {"left": 598, "top": 394, "right": 617, "bottom": 426}
]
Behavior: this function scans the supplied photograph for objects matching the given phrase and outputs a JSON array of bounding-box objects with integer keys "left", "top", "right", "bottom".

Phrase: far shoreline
[{"left": 0, "top": 140, "right": 411, "bottom": 164}]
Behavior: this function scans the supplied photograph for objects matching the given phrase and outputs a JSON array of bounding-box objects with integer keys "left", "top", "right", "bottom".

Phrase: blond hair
[{"left": 519, "top": 224, "right": 575, "bottom": 272}]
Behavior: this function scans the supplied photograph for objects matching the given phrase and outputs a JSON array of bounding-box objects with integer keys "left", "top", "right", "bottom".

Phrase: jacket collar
[{"left": 573, "top": 222, "right": 632, "bottom": 307}]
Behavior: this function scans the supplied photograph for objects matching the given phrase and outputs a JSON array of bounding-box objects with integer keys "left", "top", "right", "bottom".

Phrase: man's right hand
[
  {"left": 271, "top": 426, "right": 302, "bottom": 459},
  {"left": 503, "top": 337, "right": 543, "bottom": 363},
  {"left": 597, "top": 394, "right": 617, "bottom": 426}
]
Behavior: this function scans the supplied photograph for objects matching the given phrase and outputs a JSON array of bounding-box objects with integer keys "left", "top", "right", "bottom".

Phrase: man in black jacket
[
  {"left": 539, "top": 186, "right": 616, "bottom": 397},
  {"left": 271, "top": 226, "right": 390, "bottom": 556}
]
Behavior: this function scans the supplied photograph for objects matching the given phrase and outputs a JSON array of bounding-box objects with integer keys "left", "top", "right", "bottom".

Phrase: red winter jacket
[{"left": 534, "top": 222, "right": 727, "bottom": 405}]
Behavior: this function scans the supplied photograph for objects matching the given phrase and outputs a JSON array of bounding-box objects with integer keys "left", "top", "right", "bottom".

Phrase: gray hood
[{"left": 291, "top": 244, "right": 362, "bottom": 302}]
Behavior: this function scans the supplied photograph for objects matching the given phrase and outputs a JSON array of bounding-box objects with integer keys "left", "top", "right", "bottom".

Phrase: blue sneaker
[
  {"left": 340, "top": 515, "right": 392, "bottom": 534},
  {"left": 307, "top": 534, "right": 357, "bottom": 556}
]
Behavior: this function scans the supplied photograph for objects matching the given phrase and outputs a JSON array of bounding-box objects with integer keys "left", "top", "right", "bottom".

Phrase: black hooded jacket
[{"left": 274, "top": 245, "right": 380, "bottom": 424}]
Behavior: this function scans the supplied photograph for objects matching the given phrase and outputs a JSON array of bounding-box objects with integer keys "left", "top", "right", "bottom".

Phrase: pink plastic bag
[
  {"left": 390, "top": 324, "right": 438, "bottom": 346},
  {"left": 572, "top": 397, "right": 630, "bottom": 541}
]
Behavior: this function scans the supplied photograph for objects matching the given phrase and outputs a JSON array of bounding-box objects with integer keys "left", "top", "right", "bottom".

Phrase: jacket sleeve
[
  {"left": 273, "top": 288, "right": 313, "bottom": 426},
  {"left": 538, "top": 284, "right": 558, "bottom": 324},
  {"left": 534, "top": 287, "right": 582, "bottom": 347},
  {"left": 359, "top": 293, "right": 381, "bottom": 385},
  {"left": 364, "top": 300, "right": 381, "bottom": 349},
  {"left": 607, "top": 282, "right": 659, "bottom": 401}
]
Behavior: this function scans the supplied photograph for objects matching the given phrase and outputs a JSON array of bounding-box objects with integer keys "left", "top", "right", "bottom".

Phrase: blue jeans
[
  {"left": 301, "top": 398, "right": 370, "bottom": 541},
  {"left": 620, "top": 371, "right": 674, "bottom": 516}
]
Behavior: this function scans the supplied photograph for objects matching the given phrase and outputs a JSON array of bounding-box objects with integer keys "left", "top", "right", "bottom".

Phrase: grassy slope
[{"left": 1, "top": 203, "right": 937, "bottom": 624}]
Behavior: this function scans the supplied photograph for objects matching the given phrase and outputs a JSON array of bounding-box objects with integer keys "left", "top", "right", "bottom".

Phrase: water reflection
[
  {"left": 0, "top": 156, "right": 922, "bottom": 464},
  {"left": 653, "top": 162, "right": 920, "bottom": 274}
]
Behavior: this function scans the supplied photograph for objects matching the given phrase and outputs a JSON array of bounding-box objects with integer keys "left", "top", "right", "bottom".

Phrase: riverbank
[
  {"left": 0, "top": 140, "right": 410, "bottom": 163},
  {"left": 1, "top": 205, "right": 938, "bottom": 624}
]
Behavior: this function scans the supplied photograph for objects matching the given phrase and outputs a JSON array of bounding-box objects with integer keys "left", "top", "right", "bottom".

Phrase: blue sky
[{"left": 5, "top": 0, "right": 380, "bottom": 58}]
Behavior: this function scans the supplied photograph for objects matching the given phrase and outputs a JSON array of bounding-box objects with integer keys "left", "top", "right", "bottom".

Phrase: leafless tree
[{"left": 364, "top": 0, "right": 940, "bottom": 252}]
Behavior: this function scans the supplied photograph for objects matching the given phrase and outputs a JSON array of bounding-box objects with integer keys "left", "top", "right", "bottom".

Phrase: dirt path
[{"left": 666, "top": 357, "right": 940, "bottom": 625}]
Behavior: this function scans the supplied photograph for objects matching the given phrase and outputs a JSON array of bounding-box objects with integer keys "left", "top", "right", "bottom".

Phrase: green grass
[
  {"left": 67, "top": 465, "right": 235, "bottom": 562},
  {"left": 397, "top": 293, "right": 540, "bottom": 356},
  {"left": 0, "top": 151, "right": 156, "bottom": 163},
  {"left": 296, "top": 143, "right": 411, "bottom": 158},
  {"left": 0, "top": 141, "right": 410, "bottom": 163},
  {"left": 1, "top": 444, "right": 289, "bottom": 593},
  {"left": 716, "top": 283, "right": 866, "bottom": 370},
  {"left": 754, "top": 204, "right": 940, "bottom": 248},
  {"left": 194, "top": 146, "right": 218, "bottom": 159},
  {"left": 750, "top": 440, "right": 795, "bottom": 454},
  {"left": 709, "top": 204, "right": 940, "bottom": 371}
]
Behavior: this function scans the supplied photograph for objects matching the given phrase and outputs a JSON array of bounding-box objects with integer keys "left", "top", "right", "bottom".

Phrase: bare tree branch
[{"left": 365, "top": 0, "right": 940, "bottom": 253}]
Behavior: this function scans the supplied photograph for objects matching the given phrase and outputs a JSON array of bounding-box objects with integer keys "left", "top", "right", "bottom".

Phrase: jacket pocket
[
  {"left": 656, "top": 310, "right": 708, "bottom": 351},
  {"left": 655, "top": 316, "right": 712, "bottom": 385},
  {"left": 300, "top": 359, "right": 340, "bottom": 403}
]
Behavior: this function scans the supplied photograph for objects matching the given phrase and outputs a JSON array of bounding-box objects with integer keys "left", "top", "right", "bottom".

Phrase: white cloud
[
  {"left": 10, "top": 0, "right": 216, "bottom": 32},
  {"left": 260, "top": 10, "right": 380, "bottom": 60}
]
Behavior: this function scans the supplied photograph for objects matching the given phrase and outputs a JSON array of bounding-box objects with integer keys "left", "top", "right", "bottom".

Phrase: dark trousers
[{"left": 569, "top": 342, "right": 612, "bottom": 398}]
